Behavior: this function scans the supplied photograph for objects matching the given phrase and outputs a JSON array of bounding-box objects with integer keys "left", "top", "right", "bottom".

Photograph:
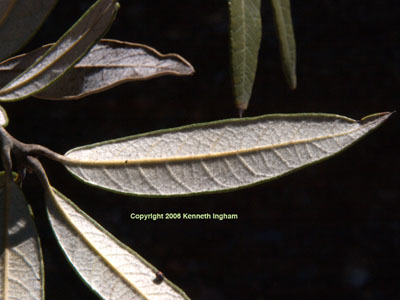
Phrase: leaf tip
[
  {"left": 236, "top": 103, "right": 247, "bottom": 118},
  {"left": 182, "top": 61, "right": 195, "bottom": 76},
  {"left": 360, "top": 111, "right": 394, "bottom": 125},
  {"left": 188, "top": 64, "right": 195, "bottom": 75}
]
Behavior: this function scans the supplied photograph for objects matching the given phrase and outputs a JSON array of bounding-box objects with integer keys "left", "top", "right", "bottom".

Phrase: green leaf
[
  {"left": 270, "top": 0, "right": 296, "bottom": 89},
  {"left": 0, "top": 0, "right": 57, "bottom": 61},
  {"left": 0, "top": 173, "right": 44, "bottom": 300},
  {"left": 0, "top": 0, "right": 119, "bottom": 102},
  {"left": 0, "top": 39, "right": 194, "bottom": 100},
  {"left": 0, "top": 105, "right": 8, "bottom": 126},
  {"left": 46, "top": 186, "right": 190, "bottom": 300},
  {"left": 62, "top": 112, "right": 392, "bottom": 197},
  {"left": 229, "top": 0, "right": 262, "bottom": 113}
]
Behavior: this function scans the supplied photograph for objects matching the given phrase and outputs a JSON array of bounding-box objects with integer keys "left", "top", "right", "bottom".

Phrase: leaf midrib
[
  {"left": 65, "top": 117, "right": 379, "bottom": 167},
  {"left": 49, "top": 189, "right": 149, "bottom": 300}
]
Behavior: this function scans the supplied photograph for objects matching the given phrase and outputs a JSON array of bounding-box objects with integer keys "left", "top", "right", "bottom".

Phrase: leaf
[
  {"left": 0, "top": 173, "right": 44, "bottom": 300},
  {"left": 63, "top": 112, "right": 392, "bottom": 197},
  {"left": 0, "top": 105, "right": 8, "bottom": 126},
  {"left": 46, "top": 186, "right": 190, "bottom": 300},
  {"left": 0, "top": 45, "right": 50, "bottom": 90},
  {"left": 0, "top": 0, "right": 57, "bottom": 61},
  {"left": 0, "top": 40, "right": 194, "bottom": 100},
  {"left": 270, "top": 0, "right": 297, "bottom": 89},
  {"left": 229, "top": 0, "right": 262, "bottom": 113},
  {"left": 0, "top": 0, "right": 119, "bottom": 102}
]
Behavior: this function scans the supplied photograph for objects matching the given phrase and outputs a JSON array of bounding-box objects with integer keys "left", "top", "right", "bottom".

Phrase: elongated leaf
[
  {"left": 229, "top": 0, "right": 262, "bottom": 113},
  {"left": 63, "top": 112, "right": 391, "bottom": 197},
  {"left": 0, "top": 173, "right": 44, "bottom": 300},
  {"left": 0, "top": 105, "right": 8, "bottom": 126},
  {"left": 0, "top": 0, "right": 119, "bottom": 102},
  {"left": 270, "top": 0, "right": 296, "bottom": 89},
  {"left": 46, "top": 186, "right": 190, "bottom": 300},
  {"left": 0, "top": 40, "right": 194, "bottom": 100},
  {"left": 0, "top": 0, "right": 57, "bottom": 61}
]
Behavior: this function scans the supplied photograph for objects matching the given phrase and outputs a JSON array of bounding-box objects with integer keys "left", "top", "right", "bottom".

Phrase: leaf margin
[
  {"left": 270, "top": 0, "right": 297, "bottom": 89},
  {"left": 62, "top": 112, "right": 393, "bottom": 198},
  {"left": 0, "top": 0, "right": 58, "bottom": 61},
  {"left": 0, "top": 0, "right": 120, "bottom": 102},
  {"left": 45, "top": 185, "right": 191, "bottom": 300},
  {"left": 0, "top": 171, "right": 44, "bottom": 300},
  {"left": 229, "top": 0, "right": 262, "bottom": 113},
  {"left": 35, "top": 39, "right": 195, "bottom": 100}
]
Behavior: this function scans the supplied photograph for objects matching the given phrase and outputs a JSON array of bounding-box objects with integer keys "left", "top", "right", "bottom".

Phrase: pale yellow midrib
[{"left": 65, "top": 119, "right": 375, "bottom": 167}]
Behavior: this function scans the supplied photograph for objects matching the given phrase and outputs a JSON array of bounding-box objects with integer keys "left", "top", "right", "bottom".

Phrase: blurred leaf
[
  {"left": 0, "top": 0, "right": 57, "bottom": 61},
  {"left": 0, "top": 173, "right": 44, "bottom": 300},
  {"left": 229, "top": 0, "right": 262, "bottom": 113},
  {"left": 0, "top": 39, "right": 194, "bottom": 100},
  {"left": 0, "top": 0, "right": 119, "bottom": 102},
  {"left": 63, "top": 112, "right": 391, "bottom": 197},
  {"left": 270, "top": 0, "right": 296, "bottom": 89},
  {"left": 0, "top": 105, "right": 8, "bottom": 126},
  {"left": 46, "top": 186, "right": 190, "bottom": 300}
]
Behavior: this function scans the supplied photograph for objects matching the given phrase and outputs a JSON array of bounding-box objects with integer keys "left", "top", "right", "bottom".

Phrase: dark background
[{"left": 1, "top": 1, "right": 399, "bottom": 299}]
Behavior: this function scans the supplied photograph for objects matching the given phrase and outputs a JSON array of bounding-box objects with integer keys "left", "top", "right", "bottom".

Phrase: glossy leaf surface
[
  {"left": 0, "top": 0, "right": 119, "bottom": 102},
  {"left": 64, "top": 112, "right": 391, "bottom": 197},
  {"left": 0, "top": 0, "right": 57, "bottom": 61},
  {"left": 229, "top": 0, "right": 262, "bottom": 113},
  {"left": 46, "top": 187, "right": 190, "bottom": 300},
  {"left": 0, "top": 40, "right": 194, "bottom": 100},
  {"left": 0, "top": 174, "right": 43, "bottom": 300},
  {"left": 270, "top": 0, "right": 296, "bottom": 89}
]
